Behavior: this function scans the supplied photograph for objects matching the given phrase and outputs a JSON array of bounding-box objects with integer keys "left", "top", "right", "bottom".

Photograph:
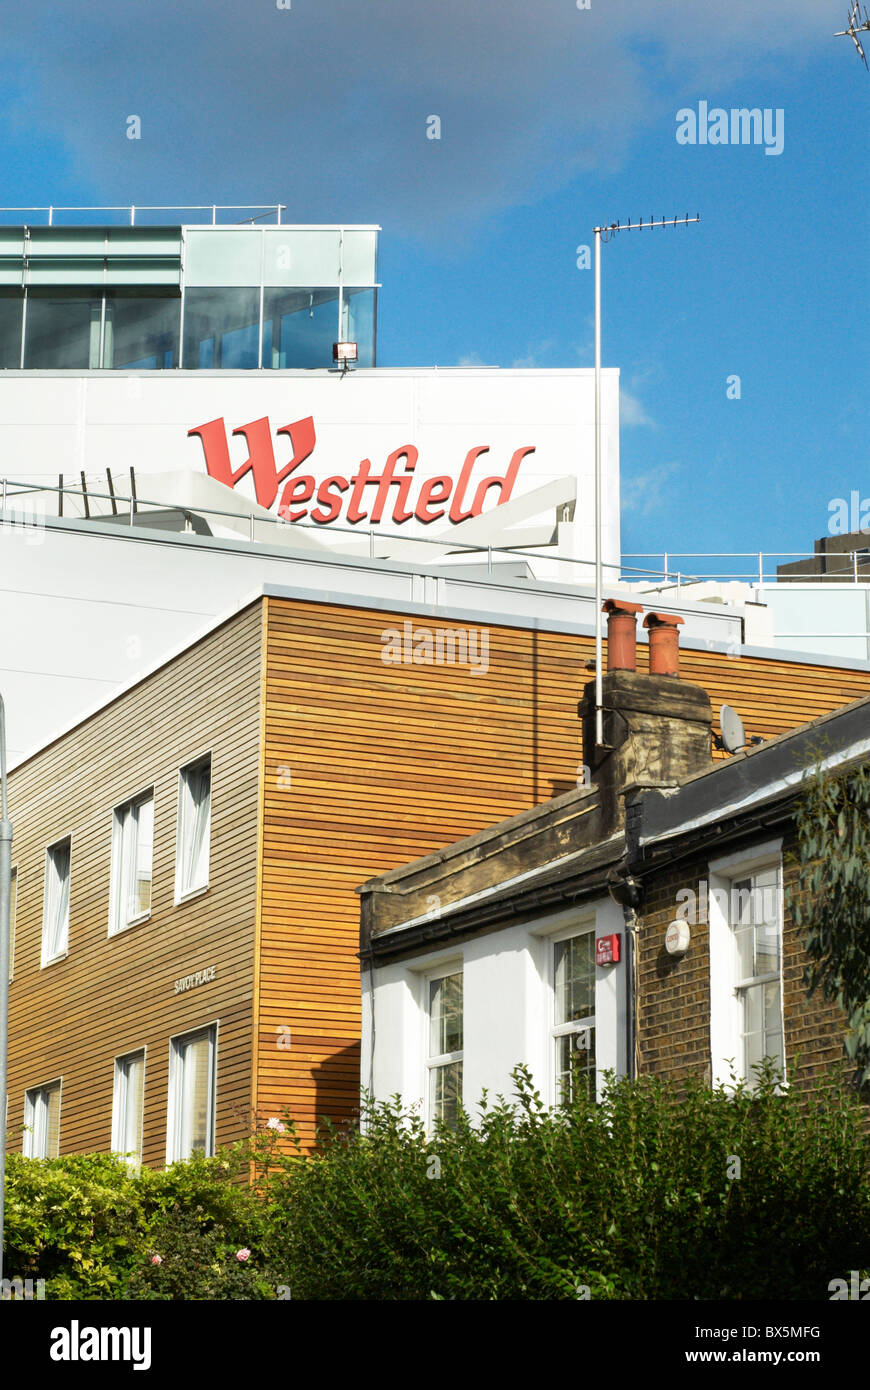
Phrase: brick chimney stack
[{"left": 581, "top": 604, "right": 712, "bottom": 834}]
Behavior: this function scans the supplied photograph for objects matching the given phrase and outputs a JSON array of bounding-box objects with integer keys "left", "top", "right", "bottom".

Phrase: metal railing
[
  {"left": 2, "top": 478, "right": 869, "bottom": 593},
  {"left": 0, "top": 475, "right": 616, "bottom": 579},
  {"left": 622, "top": 551, "right": 870, "bottom": 587},
  {"left": 0, "top": 205, "right": 287, "bottom": 226}
]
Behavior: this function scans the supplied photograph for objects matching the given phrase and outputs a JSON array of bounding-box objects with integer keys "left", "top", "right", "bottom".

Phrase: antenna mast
[{"left": 591, "top": 213, "right": 700, "bottom": 749}]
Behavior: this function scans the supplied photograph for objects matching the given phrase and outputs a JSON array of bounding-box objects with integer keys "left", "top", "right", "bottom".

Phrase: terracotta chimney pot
[
  {"left": 603, "top": 599, "right": 643, "bottom": 671},
  {"left": 643, "top": 611, "right": 684, "bottom": 677}
]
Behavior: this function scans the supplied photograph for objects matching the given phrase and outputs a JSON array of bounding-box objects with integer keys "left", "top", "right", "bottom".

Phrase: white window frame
[
  {"left": 550, "top": 921, "right": 597, "bottom": 1108},
  {"left": 40, "top": 836, "right": 71, "bottom": 968},
  {"left": 708, "top": 838, "right": 785, "bottom": 1090},
  {"left": 23, "top": 1078, "right": 62, "bottom": 1158},
  {"left": 424, "top": 962, "right": 463, "bottom": 1133},
  {"left": 166, "top": 1022, "right": 218, "bottom": 1162},
  {"left": 109, "top": 789, "right": 154, "bottom": 936},
  {"left": 175, "top": 753, "right": 212, "bottom": 904},
  {"left": 112, "top": 1048, "right": 147, "bottom": 1167}
]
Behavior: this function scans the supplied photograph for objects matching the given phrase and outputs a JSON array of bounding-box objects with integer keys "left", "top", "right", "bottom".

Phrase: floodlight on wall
[{"left": 332, "top": 341, "right": 358, "bottom": 376}]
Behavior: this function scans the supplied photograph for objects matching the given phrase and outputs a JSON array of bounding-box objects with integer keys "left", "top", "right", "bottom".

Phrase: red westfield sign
[{"left": 188, "top": 416, "right": 534, "bottom": 525}]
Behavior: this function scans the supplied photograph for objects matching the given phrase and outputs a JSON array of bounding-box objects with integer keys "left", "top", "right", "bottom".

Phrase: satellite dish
[{"left": 719, "top": 704, "right": 746, "bottom": 754}]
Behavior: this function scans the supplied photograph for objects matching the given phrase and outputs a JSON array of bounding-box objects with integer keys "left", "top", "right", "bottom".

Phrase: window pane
[
  {"left": 182, "top": 288, "right": 260, "bottom": 368},
  {"left": 45, "top": 840, "right": 70, "bottom": 961},
  {"left": 0, "top": 294, "right": 22, "bottom": 368},
  {"left": 133, "top": 798, "right": 153, "bottom": 916},
  {"left": 28, "top": 1083, "right": 61, "bottom": 1159},
  {"left": 342, "top": 288, "right": 376, "bottom": 366},
  {"left": 430, "top": 972, "right": 463, "bottom": 1055},
  {"left": 114, "top": 796, "right": 152, "bottom": 928},
  {"left": 103, "top": 294, "right": 179, "bottom": 368},
  {"left": 262, "top": 288, "right": 338, "bottom": 368},
  {"left": 24, "top": 295, "right": 102, "bottom": 368},
  {"left": 556, "top": 1026, "right": 596, "bottom": 1106},
  {"left": 122, "top": 1053, "right": 145, "bottom": 1161},
  {"left": 180, "top": 758, "right": 211, "bottom": 894},
  {"left": 431, "top": 1060, "right": 462, "bottom": 1130},
  {"left": 555, "top": 933, "right": 595, "bottom": 1025},
  {"left": 180, "top": 1032, "right": 213, "bottom": 1157},
  {"left": 184, "top": 230, "right": 263, "bottom": 287}
]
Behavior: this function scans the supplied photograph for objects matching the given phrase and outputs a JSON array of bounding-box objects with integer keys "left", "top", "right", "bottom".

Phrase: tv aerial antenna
[
  {"left": 835, "top": 2, "right": 870, "bottom": 69},
  {"left": 589, "top": 212, "right": 700, "bottom": 749}
]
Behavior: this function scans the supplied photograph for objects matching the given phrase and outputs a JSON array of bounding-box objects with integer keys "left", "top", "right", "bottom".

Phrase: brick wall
[{"left": 636, "top": 832, "right": 853, "bottom": 1094}]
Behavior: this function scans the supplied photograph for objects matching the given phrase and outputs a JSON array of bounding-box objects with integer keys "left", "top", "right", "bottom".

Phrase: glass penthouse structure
[{"left": 0, "top": 210, "right": 379, "bottom": 370}]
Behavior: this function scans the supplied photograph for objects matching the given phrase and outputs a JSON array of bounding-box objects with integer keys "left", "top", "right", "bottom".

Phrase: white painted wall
[
  {"left": 361, "top": 897, "right": 628, "bottom": 1125},
  {"left": 0, "top": 367, "right": 621, "bottom": 573}
]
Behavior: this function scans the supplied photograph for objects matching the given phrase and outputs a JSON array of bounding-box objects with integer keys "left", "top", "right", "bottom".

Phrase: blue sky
[{"left": 0, "top": 0, "right": 867, "bottom": 565}]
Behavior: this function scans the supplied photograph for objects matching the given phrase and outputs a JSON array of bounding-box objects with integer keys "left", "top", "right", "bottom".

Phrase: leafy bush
[
  {"left": 3, "top": 1152, "right": 144, "bottom": 1299},
  {"left": 4, "top": 1073, "right": 868, "bottom": 1299},
  {"left": 267, "top": 1066, "right": 870, "bottom": 1300},
  {"left": 3, "top": 1143, "right": 279, "bottom": 1300}
]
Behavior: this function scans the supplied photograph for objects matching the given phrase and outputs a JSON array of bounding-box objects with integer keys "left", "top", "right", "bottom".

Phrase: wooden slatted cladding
[
  {"left": 6, "top": 585, "right": 870, "bottom": 1164},
  {"left": 5, "top": 603, "right": 263, "bottom": 1167},
  {"left": 258, "top": 599, "right": 870, "bottom": 1148}
]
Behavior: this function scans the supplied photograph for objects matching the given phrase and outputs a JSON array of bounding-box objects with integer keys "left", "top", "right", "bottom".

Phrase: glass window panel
[
  {"left": 103, "top": 294, "right": 179, "bottom": 368},
  {"left": 184, "top": 230, "right": 262, "bottom": 287},
  {"left": 26, "top": 1082, "right": 61, "bottom": 1158},
  {"left": 180, "top": 1032, "right": 213, "bottom": 1157},
  {"left": 555, "top": 933, "right": 595, "bottom": 1025},
  {"left": 0, "top": 294, "right": 23, "bottom": 368},
  {"left": 112, "top": 794, "right": 153, "bottom": 930},
  {"left": 134, "top": 798, "right": 153, "bottom": 917},
  {"left": 179, "top": 757, "right": 211, "bottom": 895},
  {"left": 262, "top": 229, "right": 341, "bottom": 287},
  {"left": 115, "top": 1051, "right": 145, "bottom": 1164},
  {"left": 43, "top": 840, "right": 70, "bottom": 963},
  {"left": 430, "top": 973, "right": 463, "bottom": 1055},
  {"left": 342, "top": 288, "right": 376, "bottom": 367},
  {"left": 556, "top": 1026, "right": 596, "bottom": 1106},
  {"left": 431, "top": 1060, "right": 462, "bottom": 1130},
  {"left": 262, "top": 288, "right": 338, "bottom": 368},
  {"left": 24, "top": 294, "right": 102, "bottom": 368},
  {"left": 181, "top": 287, "right": 260, "bottom": 369},
  {"left": 340, "top": 230, "right": 378, "bottom": 287}
]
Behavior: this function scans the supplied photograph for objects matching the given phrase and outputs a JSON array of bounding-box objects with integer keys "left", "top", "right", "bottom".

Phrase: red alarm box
[{"left": 595, "top": 933, "right": 621, "bottom": 966}]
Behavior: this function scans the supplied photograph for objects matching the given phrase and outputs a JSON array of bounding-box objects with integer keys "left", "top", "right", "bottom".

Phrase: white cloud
[
  {"left": 620, "top": 388, "right": 655, "bottom": 429},
  {"left": 622, "top": 460, "right": 683, "bottom": 516},
  {"left": 0, "top": 0, "right": 826, "bottom": 234}
]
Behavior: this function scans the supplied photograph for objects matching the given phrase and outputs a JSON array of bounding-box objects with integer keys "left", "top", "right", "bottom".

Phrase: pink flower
[
  {"left": 151, "top": 1254, "right": 162, "bottom": 1266},
  {"left": 266, "top": 1117, "right": 286, "bottom": 1133},
  {"left": 236, "top": 1248, "right": 251, "bottom": 1262}
]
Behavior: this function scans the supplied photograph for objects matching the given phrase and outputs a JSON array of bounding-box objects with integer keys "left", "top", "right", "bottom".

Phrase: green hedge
[
  {"left": 268, "top": 1066, "right": 870, "bottom": 1301},
  {"left": 3, "top": 1067, "right": 869, "bottom": 1299}
]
